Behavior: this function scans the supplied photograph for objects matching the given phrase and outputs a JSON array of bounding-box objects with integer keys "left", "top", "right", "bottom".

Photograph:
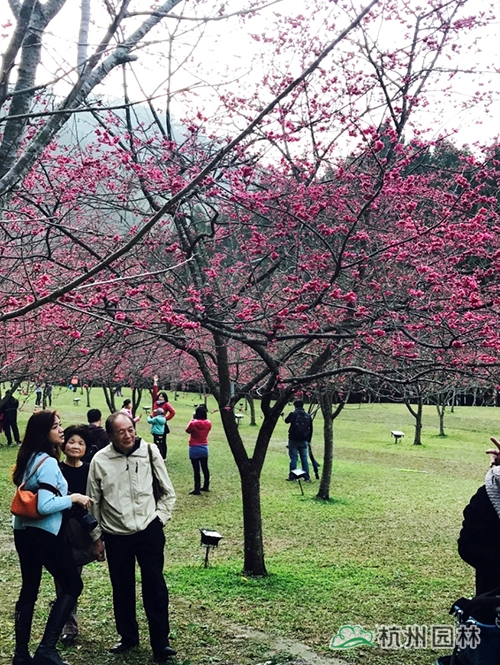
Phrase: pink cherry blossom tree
[{"left": 1, "top": 0, "right": 499, "bottom": 575}]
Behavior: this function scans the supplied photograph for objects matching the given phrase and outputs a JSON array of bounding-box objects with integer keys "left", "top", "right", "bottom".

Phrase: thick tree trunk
[
  {"left": 219, "top": 408, "right": 269, "bottom": 576},
  {"left": 214, "top": 336, "right": 289, "bottom": 576},
  {"left": 240, "top": 462, "right": 267, "bottom": 576},
  {"left": 317, "top": 391, "right": 333, "bottom": 500}
]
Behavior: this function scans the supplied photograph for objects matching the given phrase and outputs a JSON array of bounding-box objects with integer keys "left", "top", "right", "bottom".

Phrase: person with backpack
[
  {"left": 83, "top": 409, "right": 110, "bottom": 463},
  {"left": 284, "top": 400, "right": 313, "bottom": 482}
]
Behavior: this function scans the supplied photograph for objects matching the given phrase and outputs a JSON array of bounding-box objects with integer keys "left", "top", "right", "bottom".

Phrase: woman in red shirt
[{"left": 185, "top": 406, "right": 211, "bottom": 495}]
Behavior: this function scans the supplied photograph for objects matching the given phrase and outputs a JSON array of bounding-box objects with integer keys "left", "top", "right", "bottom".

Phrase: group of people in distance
[{"left": 9, "top": 376, "right": 216, "bottom": 665}]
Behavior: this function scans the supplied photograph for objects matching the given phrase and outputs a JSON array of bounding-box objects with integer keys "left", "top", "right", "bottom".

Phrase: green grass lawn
[{"left": 0, "top": 386, "right": 497, "bottom": 664}]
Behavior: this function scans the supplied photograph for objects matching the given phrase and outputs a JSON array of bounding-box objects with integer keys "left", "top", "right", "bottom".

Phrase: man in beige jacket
[{"left": 87, "top": 412, "right": 176, "bottom": 662}]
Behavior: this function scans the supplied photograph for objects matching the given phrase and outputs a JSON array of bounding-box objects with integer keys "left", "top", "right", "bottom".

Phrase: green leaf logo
[{"left": 330, "top": 625, "right": 375, "bottom": 649}]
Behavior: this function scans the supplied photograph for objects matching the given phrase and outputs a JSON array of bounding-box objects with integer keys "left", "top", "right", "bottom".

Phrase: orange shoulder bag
[{"left": 11, "top": 456, "right": 50, "bottom": 519}]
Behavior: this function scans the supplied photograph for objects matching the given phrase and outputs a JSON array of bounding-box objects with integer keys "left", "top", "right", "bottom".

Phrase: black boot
[
  {"left": 13, "top": 603, "right": 34, "bottom": 665},
  {"left": 189, "top": 477, "right": 201, "bottom": 495},
  {"left": 32, "top": 595, "right": 77, "bottom": 665}
]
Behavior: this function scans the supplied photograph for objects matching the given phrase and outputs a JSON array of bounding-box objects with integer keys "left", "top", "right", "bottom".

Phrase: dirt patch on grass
[
  {"left": 0, "top": 532, "right": 14, "bottom": 555},
  {"left": 229, "top": 625, "right": 348, "bottom": 664},
  {"left": 173, "top": 597, "right": 347, "bottom": 664}
]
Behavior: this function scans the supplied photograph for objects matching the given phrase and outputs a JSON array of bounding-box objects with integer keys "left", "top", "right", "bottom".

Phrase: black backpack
[{"left": 290, "top": 411, "right": 311, "bottom": 440}]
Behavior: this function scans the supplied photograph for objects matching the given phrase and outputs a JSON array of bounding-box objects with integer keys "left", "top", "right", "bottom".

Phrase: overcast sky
[{"left": 2, "top": 0, "right": 500, "bottom": 148}]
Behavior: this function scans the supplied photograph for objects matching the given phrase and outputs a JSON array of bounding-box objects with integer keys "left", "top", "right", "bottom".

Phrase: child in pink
[{"left": 186, "top": 406, "right": 211, "bottom": 495}]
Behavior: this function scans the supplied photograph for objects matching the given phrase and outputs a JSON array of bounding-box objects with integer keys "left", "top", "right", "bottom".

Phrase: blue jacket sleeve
[{"left": 36, "top": 458, "right": 72, "bottom": 515}]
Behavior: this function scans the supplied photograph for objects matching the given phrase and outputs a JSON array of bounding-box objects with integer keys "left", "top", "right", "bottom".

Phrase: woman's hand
[
  {"left": 70, "top": 493, "right": 93, "bottom": 510},
  {"left": 486, "top": 437, "right": 500, "bottom": 467}
]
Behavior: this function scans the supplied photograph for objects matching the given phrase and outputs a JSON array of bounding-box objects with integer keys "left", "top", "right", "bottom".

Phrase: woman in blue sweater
[{"left": 12, "top": 411, "right": 93, "bottom": 665}]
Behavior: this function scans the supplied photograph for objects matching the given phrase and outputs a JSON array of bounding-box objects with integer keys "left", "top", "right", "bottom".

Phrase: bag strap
[
  {"left": 38, "top": 482, "right": 61, "bottom": 496},
  {"left": 147, "top": 444, "right": 156, "bottom": 479},
  {"left": 23, "top": 455, "right": 49, "bottom": 484},
  {"left": 147, "top": 444, "right": 159, "bottom": 494}
]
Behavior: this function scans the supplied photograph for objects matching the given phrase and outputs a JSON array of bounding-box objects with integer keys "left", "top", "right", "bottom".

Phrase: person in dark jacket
[
  {"left": 56, "top": 425, "right": 101, "bottom": 645},
  {"left": 43, "top": 383, "right": 52, "bottom": 408},
  {"left": 284, "top": 400, "right": 312, "bottom": 481},
  {"left": 0, "top": 390, "right": 21, "bottom": 446},
  {"left": 458, "top": 435, "right": 500, "bottom": 594},
  {"left": 83, "top": 409, "right": 110, "bottom": 463},
  {"left": 458, "top": 485, "right": 500, "bottom": 595}
]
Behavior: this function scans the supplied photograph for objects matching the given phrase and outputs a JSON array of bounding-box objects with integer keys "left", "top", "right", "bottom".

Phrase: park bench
[{"left": 391, "top": 430, "right": 404, "bottom": 443}]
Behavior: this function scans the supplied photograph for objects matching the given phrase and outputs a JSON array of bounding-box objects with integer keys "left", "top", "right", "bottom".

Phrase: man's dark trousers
[
  {"left": 104, "top": 517, "right": 170, "bottom": 652},
  {"left": 4, "top": 417, "right": 20, "bottom": 445}
]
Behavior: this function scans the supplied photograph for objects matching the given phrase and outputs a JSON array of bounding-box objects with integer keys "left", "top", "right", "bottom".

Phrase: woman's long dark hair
[{"left": 12, "top": 410, "right": 61, "bottom": 486}]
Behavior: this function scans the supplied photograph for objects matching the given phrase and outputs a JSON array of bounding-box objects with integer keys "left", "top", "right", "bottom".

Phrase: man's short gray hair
[{"left": 105, "top": 411, "right": 134, "bottom": 437}]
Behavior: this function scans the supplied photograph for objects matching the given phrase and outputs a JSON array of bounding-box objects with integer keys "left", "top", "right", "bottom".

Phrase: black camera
[{"left": 71, "top": 506, "right": 98, "bottom": 533}]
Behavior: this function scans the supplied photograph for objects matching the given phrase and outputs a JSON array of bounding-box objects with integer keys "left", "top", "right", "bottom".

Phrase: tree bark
[
  {"left": 240, "top": 461, "right": 267, "bottom": 576},
  {"left": 405, "top": 397, "right": 423, "bottom": 445},
  {"left": 77, "top": 0, "right": 91, "bottom": 74},
  {"left": 0, "top": 0, "right": 67, "bottom": 177},
  {"left": 436, "top": 400, "right": 445, "bottom": 436},
  {"left": 246, "top": 394, "right": 257, "bottom": 426},
  {"left": 102, "top": 384, "right": 116, "bottom": 413},
  {"left": 316, "top": 391, "right": 344, "bottom": 500},
  {"left": 0, "top": 0, "right": 184, "bottom": 195},
  {"left": 214, "top": 336, "right": 291, "bottom": 576},
  {"left": 0, "top": 0, "right": 37, "bottom": 109},
  {"left": 132, "top": 387, "right": 142, "bottom": 416},
  {"left": 317, "top": 391, "right": 333, "bottom": 501}
]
